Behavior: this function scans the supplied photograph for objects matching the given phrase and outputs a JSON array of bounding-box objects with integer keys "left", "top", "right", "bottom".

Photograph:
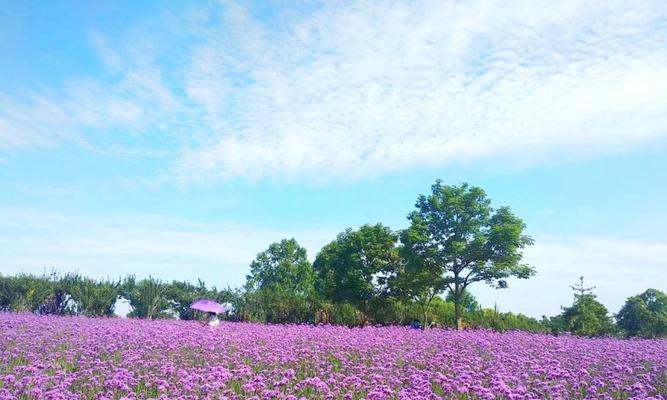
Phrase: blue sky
[{"left": 1, "top": 0, "right": 666, "bottom": 318}]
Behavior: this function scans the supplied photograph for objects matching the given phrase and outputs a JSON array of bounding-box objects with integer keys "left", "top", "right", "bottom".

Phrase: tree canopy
[
  {"left": 617, "top": 288, "right": 667, "bottom": 338},
  {"left": 314, "top": 224, "right": 399, "bottom": 318},
  {"left": 244, "top": 239, "right": 315, "bottom": 323},
  {"left": 557, "top": 277, "right": 615, "bottom": 337},
  {"left": 401, "top": 181, "right": 535, "bottom": 328}
]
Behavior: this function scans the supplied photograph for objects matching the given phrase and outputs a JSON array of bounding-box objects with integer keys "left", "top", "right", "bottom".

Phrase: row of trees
[
  {"left": 1, "top": 181, "right": 536, "bottom": 330},
  {"left": 1, "top": 181, "right": 664, "bottom": 337},
  {"left": 1, "top": 270, "right": 663, "bottom": 337},
  {"left": 243, "top": 181, "right": 535, "bottom": 329},
  {"left": 0, "top": 271, "right": 236, "bottom": 320},
  {"left": 541, "top": 277, "right": 667, "bottom": 338},
  {"left": 0, "top": 270, "right": 545, "bottom": 331}
]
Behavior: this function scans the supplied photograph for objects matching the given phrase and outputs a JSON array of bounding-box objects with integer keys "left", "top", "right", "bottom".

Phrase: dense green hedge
[{"left": 2, "top": 271, "right": 663, "bottom": 337}]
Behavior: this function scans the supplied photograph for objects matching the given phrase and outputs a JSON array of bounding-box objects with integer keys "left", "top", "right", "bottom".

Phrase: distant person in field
[
  {"left": 410, "top": 319, "right": 422, "bottom": 330},
  {"left": 207, "top": 311, "right": 220, "bottom": 327}
]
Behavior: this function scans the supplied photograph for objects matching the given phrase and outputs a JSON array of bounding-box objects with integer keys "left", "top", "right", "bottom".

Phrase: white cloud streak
[
  {"left": 0, "top": 209, "right": 335, "bottom": 288},
  {"left": 0, "top": 1, "right": 666, "bottom": 181}
]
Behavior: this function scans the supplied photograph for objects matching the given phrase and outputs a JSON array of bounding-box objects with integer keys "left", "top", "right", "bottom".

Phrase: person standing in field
[{"left": 410, "top": 319, "right": 423, "bottom": 330}]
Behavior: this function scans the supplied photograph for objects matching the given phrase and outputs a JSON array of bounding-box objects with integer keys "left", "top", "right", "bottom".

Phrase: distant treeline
[
  {"left": 0, "top": 271, "right": 235, "bottom": 320},
  {"left": 0, "top": 270, "right": 545, "bottom": 330},
  {"left": 2, "top": 181, "right": 665, "bottom": 338},
  {"left": 0, "top": 270, "right": 664, "bottom": 338}
]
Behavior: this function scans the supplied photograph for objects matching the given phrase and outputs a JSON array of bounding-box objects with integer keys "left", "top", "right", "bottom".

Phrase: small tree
[
  {"left": 403, "top": 181, "right": 535, "bottom": 329},
  {"left": 37, "top": 272, "right": 76, "bottom": 316},
  {"left": 247, "top": 239, "right": 314, "bottom": 294},
  {"left": 391, "top": 226, "right": 448, "bottom": 326},
  {"left": 3, "top": 271, "right": 75, "bottom": 315},
  {"left": 616, "top": 289, "right": 667, "bottom": 338},
  {"left": 69, "top": 277, "right": 119, "bottom": 317},
  {"left": 122, "top": 276, "right": 170, "bottom": 319},
  {"left": 389, "top": 260, "right": 445, "bottom": 326},
  {"left": 559, "top": 277, "right": 615, "bottom": 336}
]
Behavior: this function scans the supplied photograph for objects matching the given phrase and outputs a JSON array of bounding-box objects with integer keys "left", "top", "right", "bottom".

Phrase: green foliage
[
  {"left": 616, "top": 289, "right": 667, "bottom": 338},
  {"left": 243, "top": 288, "right": 314, "bottom": 324},
  {"left": 314, "top": 224, "right": 399, "bottom": 317},
  {"left": 401, "top": 181, "right": 534, "bottom": 328},
  {"left": 467, "top": 307, "right": 547, "bottom": 333},
  {"left": 244, "top": 239, "right": 316, "bottom": 323},
  {"left": 122, "top": 276, "right": 172, "bottom": 319},
  {"left": 0, "top": 274, "right": 14, "bottom": 311},
  {"left": 446, "top": 289, "right": 480, "bottom": 314},
  {"left": 558, "top": 277, "right": 615, "bottom": 337},
  {"left": 540, "top": 315, "right": 566, "bottom": 334},
  {"left": 165, "top": 279, "right": 236, "bottom": 321},
  {"left": 390, "top": 229, "right": 447, "bottom": 325},
  {"left": 247, "top": 239, "right": 314, "bottom": 295},
  {"left": 69, "top": 277, "right": 119, "bottom": 317},
  {"left": 428, "top": 297, "right": 457, "bottom": 326},
  {"left": 0, "top": 271, "right": 76, "bottom": 315},
  {"left": 328, "top": 303, "right": 362, "bottom": 326},
  {"left": 560, "top": 296, "right": 615, "bottom": 336},
  {"left": 0, "top": 272, "right": 241, "bottom": 321},
  {"left": 166, "top": 280, "right": 205, "bottom": 320}
]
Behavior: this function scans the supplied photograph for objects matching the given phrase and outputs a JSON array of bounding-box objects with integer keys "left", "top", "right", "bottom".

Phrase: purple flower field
[{"left": 0, "top": 313, "right": 665, "bottom": 400}]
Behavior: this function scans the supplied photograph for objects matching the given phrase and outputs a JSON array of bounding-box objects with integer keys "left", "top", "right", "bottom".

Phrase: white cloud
[
  {"left": 174, "top": 0, "right": 667, "bottom": 180},
  {"left": 0, "top": 209, "right": 335, "bottom": 288},
  {"left": 474, "top": 234, "right": 667, "bottom": 318},
  {"left": 89, "top": 32, "right": 123, "bottom": 75},
  {"left": 1, "top": 1, "right": 666, "bottom": 180}
]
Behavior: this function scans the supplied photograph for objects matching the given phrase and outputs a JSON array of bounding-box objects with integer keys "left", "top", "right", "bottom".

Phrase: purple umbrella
[{"left": 190, "top": 299, "right": 225, "bottom": 314}]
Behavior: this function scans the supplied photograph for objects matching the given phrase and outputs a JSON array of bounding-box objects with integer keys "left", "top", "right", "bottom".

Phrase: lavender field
[{"left": 0, "top": 313, "right": 665, "bottom": 400}]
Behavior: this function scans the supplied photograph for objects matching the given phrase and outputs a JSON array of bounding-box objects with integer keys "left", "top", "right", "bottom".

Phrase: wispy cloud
[
  {"left": 89, "top": 32, "right": 123, "bottom": 75},
  {"left": 1, "top": 1, "right": 666, "bottom": 181},
  {"left": 0, "top": 209, "right": 336, "bottom": 287}
]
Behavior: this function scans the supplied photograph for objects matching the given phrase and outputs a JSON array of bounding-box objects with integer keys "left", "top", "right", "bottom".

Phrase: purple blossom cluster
[{"left": 0, "top": 313, "right": 665, "bottom": 399}]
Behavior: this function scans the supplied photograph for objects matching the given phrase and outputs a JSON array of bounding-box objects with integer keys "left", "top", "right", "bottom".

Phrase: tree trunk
[
  {"left": 453, "top": 275, "right": 463, "bottom": 330},
  {"left": 454, "top": 296, "right": 463, "bottom": 330},
  {"left": 421, "top": 292, "right": 436, "bottom": 327}
]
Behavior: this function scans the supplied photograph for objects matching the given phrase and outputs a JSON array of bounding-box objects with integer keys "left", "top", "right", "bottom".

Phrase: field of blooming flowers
[{"left": 0, "top": 313, "right": 665, "bottom": 400}]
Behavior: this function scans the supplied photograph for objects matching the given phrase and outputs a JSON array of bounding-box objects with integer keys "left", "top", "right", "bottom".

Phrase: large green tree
[
  {"left": 402, "top": 181, "right": 535, "bottom": 329},
  {"left": 616, "top": 288, "right": 667, "bottom": 338},
  {"left": 247, "top": 239, "right": 314, "bottom": 294},
  {"left": 314, "top": 224, "right": 399, "bottom": 321},
  {"left": 245, "top": 238, "right": 315, "bottom": 323}
]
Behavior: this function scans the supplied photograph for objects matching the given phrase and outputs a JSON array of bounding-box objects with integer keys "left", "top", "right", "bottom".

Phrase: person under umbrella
[{"left": 190, "top": 299, "right": 225, "bottom": 327}]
